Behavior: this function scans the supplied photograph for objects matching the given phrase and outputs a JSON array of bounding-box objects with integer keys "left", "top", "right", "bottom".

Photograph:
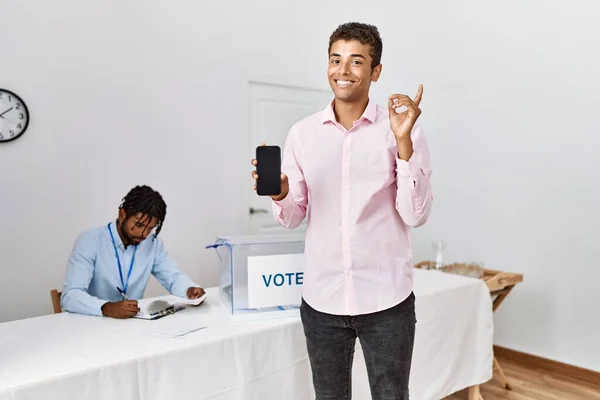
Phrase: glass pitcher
[{"left": 431, "top": 240, "right": 447, "bottom": 270}]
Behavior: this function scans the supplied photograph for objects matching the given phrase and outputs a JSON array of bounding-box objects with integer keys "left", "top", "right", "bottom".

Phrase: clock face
[{"left": 0, "top": 89, "right": 30, "bottom": 143}]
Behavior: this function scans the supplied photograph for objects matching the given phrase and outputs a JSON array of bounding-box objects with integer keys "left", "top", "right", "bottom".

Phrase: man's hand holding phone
[{"left": 251, "top": 143, "right": 289, "bottom": 201}]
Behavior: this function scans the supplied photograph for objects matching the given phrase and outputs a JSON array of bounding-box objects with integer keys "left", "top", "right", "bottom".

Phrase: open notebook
[{"left": 135, "top": 293, "right": 207, "bottom": 320}]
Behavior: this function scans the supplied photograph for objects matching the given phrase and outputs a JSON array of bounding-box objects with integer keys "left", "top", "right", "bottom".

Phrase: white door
[{"left": 247, "top": 81, "right": 332, "bottom": 234}]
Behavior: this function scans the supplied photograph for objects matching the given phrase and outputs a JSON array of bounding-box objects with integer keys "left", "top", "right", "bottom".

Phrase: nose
[
  {"left": 339, "top": 60, "right": 351, "bottom": 75},
  {"left": 136, "top": 231, "right": 149, "bottom": 241}
]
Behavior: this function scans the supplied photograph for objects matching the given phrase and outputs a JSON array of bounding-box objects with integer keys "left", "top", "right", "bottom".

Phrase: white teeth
[{"left": 336, "top": 80, "right": 352, "bottom": 87}]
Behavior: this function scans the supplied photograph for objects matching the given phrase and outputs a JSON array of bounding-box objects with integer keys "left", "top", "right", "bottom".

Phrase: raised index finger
[{"left": 414, "top": 84, "right": 424, "bottom": 106}]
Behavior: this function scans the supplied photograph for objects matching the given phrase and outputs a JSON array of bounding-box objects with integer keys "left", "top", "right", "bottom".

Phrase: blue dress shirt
[{"left": 61, "top": 221, "right": 199, "bottom": 316}]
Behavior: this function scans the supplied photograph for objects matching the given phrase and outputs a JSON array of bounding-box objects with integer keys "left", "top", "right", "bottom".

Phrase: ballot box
[{"left": 206, "top": 233, "right": 305, "bottom": 320}]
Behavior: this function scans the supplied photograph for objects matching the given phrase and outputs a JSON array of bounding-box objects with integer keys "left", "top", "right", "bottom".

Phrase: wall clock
[{"left": 0, "top": 89, "right": 30, "bottom": 143}]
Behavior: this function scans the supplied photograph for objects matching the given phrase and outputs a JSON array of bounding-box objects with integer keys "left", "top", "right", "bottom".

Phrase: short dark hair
[
  {"left": 328, "top": 22, "right": 383, "bottom": 69},
  {"left": 119, "top": 185, "right": 167, "bottom": 237}
]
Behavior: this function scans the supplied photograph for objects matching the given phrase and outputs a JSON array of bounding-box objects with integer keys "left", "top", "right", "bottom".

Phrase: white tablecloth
[{"left": 0, "top": 269, "right": 493, "bottom": 400}]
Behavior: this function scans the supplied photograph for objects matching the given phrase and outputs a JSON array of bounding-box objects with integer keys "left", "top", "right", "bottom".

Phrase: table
[
  {"left": 0, "top": 269, "right": 493, "bottom": 400},
  {"left": 414, "top": 261, "right": 524, "bottom": 398}
]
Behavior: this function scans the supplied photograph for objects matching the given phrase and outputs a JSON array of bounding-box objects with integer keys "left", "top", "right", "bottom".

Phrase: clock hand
[{"left": 0, "top": 107, "right": 14, "bottom": 118}]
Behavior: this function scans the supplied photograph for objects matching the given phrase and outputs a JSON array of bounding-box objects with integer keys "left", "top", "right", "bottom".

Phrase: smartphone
[{"left": 255, "top": 145, "right": 281, "bottom": 196}]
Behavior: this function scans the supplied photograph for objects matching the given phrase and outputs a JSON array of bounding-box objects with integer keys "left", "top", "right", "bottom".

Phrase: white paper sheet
[
  {"left": 135, "top": 293, "right": 207, "bottom": 319},
  {"left": 143, "top": 325, "right": 208, "bottom": 339}
]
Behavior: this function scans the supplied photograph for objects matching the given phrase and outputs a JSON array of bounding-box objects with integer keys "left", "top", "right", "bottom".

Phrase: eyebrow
[
  {"left": 330, "top": 53, "right": 366, "bottom": 59},
  {"left": 134, "top": 216, "right": 156, "bottom": 227}
]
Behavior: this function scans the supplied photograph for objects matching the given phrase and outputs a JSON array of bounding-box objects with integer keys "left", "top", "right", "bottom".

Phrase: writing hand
[{"left": 101, "top": 300, "right": 140, "bottom": 319}]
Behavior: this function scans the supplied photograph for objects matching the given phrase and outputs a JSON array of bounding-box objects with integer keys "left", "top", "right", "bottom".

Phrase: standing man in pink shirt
[{"left": 252, "top": 22, "right": 432, "bottom": 399}]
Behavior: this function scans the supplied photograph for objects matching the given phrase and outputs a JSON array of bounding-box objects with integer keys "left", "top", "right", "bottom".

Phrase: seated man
[{"left": 61, "top": 185, "right": 205, "bottom": 318}]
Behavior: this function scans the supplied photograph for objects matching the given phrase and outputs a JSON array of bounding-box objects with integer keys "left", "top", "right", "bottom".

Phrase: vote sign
[{"left": 247, "top": 253, "right": 305, "bottom": 309}]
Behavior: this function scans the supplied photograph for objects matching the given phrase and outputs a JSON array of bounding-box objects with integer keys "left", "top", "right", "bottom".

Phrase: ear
[
  {"left": 371, "top": 64, "right": 382, "bottom": 82},
  {"left": 118, "top": 208, "right": 126, "bottom": 223}
]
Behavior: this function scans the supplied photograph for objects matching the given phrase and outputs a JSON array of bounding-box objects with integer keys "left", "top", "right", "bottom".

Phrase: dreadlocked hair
[{"left": 119, "top": 185, "right": 167, "bottom": 238}]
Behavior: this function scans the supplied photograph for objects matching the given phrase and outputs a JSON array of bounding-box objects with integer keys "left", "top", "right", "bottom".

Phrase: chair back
[{"left": 50, "top": 289, "right": 62, "bottom": 313}]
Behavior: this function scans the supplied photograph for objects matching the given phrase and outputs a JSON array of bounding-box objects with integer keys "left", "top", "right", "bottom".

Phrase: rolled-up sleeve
[
  {"left": 272, "top": 125, "right": 308, "bottom": 229},
  {"left": 395, "top": 124, "right": 433, "bottom": 227}
]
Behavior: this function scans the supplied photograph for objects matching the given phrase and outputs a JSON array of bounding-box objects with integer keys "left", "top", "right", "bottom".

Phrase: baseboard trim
[{"left": 493, "top": 345, "right": 600, "bottom": 387}]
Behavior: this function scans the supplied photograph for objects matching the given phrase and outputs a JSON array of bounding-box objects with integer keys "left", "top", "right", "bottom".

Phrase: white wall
[{"left": 1, "top": 0, "right": 598, "bottom": 371}]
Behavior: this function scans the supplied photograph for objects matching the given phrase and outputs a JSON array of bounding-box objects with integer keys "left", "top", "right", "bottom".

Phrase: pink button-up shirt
[{"left": 272, "top": 99, "right": 433, "bottom": 316}]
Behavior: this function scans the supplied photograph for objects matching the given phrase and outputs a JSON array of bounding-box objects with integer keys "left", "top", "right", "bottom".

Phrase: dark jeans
[{"left": 300, "top": 293, "right": 416, "bottom": 400}]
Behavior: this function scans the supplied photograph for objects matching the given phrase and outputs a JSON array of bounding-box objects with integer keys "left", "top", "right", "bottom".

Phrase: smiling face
[{"left": 327, "top": 39, "right": 382, "bottom": 104}]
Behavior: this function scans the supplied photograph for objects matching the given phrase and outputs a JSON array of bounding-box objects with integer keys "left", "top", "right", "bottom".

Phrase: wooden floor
[{"left": 445, "top": 356, "right": 600, "bottom": 400}]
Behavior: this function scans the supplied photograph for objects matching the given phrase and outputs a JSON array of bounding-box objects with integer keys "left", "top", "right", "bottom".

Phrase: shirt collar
[
  {"left": 362, "top": 100, "right": 377, "bottom": 123},
  {"left": 320, "top": 98, "right": 377, "bottom": 125},
  {"left": 108, "top": 220, "right": 125, "bottom": 249},
  {"left": 320, "top": 99, "right": 337, "bottom": 124}
]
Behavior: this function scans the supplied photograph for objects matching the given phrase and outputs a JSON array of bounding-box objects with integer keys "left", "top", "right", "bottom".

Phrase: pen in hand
[{"left": 116, "top": 287, "right": 130, "bottom": 300}]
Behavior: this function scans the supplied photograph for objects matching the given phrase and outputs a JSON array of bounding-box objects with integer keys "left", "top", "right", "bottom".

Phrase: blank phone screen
[{"left": 256, "top": 146, "right": 281, "bottom": 196}]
